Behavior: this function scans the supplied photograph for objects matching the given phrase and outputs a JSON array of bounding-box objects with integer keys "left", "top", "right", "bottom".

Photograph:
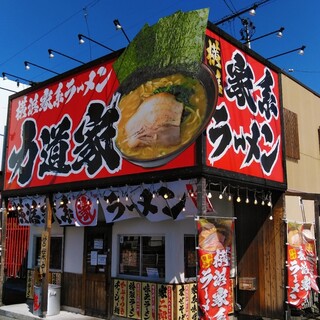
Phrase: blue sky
[{"left": 0, "top": 0, "right": 319, "bottom": 94}]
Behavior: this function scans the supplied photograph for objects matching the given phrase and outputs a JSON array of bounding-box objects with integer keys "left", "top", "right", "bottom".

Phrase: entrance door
[{"left": 83, "top": 225, "right": 112, "bottom": 317}]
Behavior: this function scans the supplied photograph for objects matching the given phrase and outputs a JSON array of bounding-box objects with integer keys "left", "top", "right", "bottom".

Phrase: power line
[
  {"left": 0, "top": 0, "right": 102, "bottom": 69},
  {"left": 288, "top": 69, "right": 320, "bottom": 74}
]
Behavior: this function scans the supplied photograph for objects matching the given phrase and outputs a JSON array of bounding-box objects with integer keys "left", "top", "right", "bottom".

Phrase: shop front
[{"left": 1, "top": 8, "right": 289, "bottom": 320}]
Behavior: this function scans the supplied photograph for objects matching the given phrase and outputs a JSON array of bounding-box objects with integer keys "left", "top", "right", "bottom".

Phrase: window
[
  {"left": 184, "top": 235, "right": 197, "bottom": 279},
  {"left": 119, "top": 235, "right": 165, "bottom": 279},
  {"left": 283, "top": 108, "right": 300, "bottom": 160},
  {"left": 35, "top": 236, "right": 63, "bottom": 271}
]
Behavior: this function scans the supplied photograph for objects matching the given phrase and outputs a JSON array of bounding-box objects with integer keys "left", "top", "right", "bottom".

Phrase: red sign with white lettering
[
  {"left": 4, "top": 25, "right": 284, "bottom": 192},
  {"left": 4, "top": 59, "right": 196, "bottom": 191},
  {"left": 204, "top": 29, "right": 284, "bottom": 183}
]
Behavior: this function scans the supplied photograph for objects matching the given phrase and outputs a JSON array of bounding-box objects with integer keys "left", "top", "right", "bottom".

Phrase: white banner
[
  {"left": 9, "top": 195, "right": 46, "bottom": 226},
  {"left": 53, "top": 179, "right": 209, "bottom": 225},
  {"left": 54, "top": 190, "right": 98, "bottom": 226},
  {"left": 99, "top": 187, "right": 140, "bottom": 223}
]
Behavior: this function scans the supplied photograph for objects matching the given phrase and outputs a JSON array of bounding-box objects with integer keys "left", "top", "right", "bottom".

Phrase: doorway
[{"left": 83, "top": 225, "right": 112, "bottom": 317}]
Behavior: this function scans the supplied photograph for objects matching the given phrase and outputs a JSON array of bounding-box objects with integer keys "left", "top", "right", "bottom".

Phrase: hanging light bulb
[
  {"left": 298, "top": 46, "right": 306, "bottom": 55},
  {"left": 236, "top": 188, "right": 241, "bottom": 202},
  {"left": 228, "top": 193, "right": 232, "bottom": 201},
  {"left": 96, "top": 198, "right": 99, "bottom": 204},
  {"left": 207, "top": 191, "right": 212, "bottom": 199},
  {"left": 125, "top": 194, "right": 129, "bottom": 201},
  {"left": 269, "top": 215, "right": 273, "bottom": 220},
  {"left": 245, "top": 189, "right": 249, "bottom": 204},
  {"left": 249, "top": 5, "right": 257, "bottom": 16},
  {"left": 164, "top": 193, "right": 168, "bottom": 199},
  {"left": 60, "top": 199, "right": 64, "bottom": 205},
  {"left": 218, "top": 183, "right": 223, "bottom": 199},
  {"left": 261, "top": 192, "right": 266, "bottom": 206},
  {"left": 254, "top": 191, "right": 258, "bottom": 205}
]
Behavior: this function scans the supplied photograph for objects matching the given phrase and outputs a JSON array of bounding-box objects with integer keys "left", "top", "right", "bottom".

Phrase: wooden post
[
  {"left": 197, "top": 177, "right": 207, "bottom": 217},
  {"left": 41, "top": 195, "right": 52, "bottom": 315},
  {"left": 0, "top": 200, "right": 7, "bottom": 306}
]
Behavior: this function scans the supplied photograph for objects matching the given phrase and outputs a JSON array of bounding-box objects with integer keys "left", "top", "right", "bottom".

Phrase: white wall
[
  {"left": 27, "top": 221, "right": 64, "bottom": 269},
  {"left": 112, "top": 218, "right": 194, "bottom": 283},
  {"left": 27, "top": 222, "right": 84, "bottom": 274},
  {"left": 111, "top": 191, "right": 234, "bottom": 283},
  {"left": 64, "top": 227, "right": 84, "bottom": 273}
]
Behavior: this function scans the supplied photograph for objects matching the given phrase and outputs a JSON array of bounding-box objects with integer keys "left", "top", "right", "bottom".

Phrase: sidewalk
[{"left": 0, "top": 301, "right": 103, "bottom": 320}]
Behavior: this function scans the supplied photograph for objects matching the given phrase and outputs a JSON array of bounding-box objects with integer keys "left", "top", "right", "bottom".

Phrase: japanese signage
[
  {"left": 11, "top": 180, "right": 206, "bottom": 226},
  {"left": 142, "top": 282, "right": 157, "bottom": 320},
  {"left": 174, "top": 284, "right": 195, "bottom": 319},
  {"left": 53, "top": 180, "right": 210, "bottom": 226},
  {"left": 4, "top": 9, "right": 211, "bottom": 192},
  {"left": 8, "top": 195, "right": 46, "bottom": 226},
  {"left": 204, "top": 30, "right": 284, "bottom": 183},
  {"left": 4, "top": 59, "right": 197, "bottom": 192},
  {"left": 26, "top": 269, "right": 34, "bottom": 299},
  {"left": 113, "top": 279, "right": 128, "bottom": 317},
  {"left": 113, "top": 279, "right": 198, "bottom": 320},
  {"left": 286, "top": 221, "right": 319, "bottom": 308},
  {"left": 197, "top": 217, "right": 234, "bottom": 319},
  {"left": 157, "top": 284, "right": 173, "bottom": 320},
  {"left": 39, "top": 231, "right": 49, "bottom": 277},
  {"left": 4, "top": 9, "right": 284, "bottom": 193},
  {"left": 127, "top": 281, "right": 142, "bottom": 319}
]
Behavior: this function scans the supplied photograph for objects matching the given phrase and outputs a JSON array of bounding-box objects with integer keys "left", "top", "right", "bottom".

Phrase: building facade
[{"left": 2, "top": 8, "right": 318, "bottom": 320}]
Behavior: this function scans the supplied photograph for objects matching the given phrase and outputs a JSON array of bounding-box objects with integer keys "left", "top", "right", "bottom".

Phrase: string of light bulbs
[
  {"left": 6, "top": 180, "right": 274, "bottom": 214},
  {"left": 206, "top": 181, "right": 273, "bottom": 207}
]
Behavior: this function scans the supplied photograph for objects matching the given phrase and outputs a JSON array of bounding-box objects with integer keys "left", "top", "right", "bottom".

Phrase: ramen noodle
[{"left": 116, "top": 73, "right": 208, "bottom": 160}]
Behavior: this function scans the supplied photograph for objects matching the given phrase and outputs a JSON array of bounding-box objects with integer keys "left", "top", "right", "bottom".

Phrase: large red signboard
[
  {"left": 4, "top": 10, "right": 284, "bottom": 192},
  {"left": 4, "top": 60, "right": 196, "bottom": 191},
  {"left": 204, "top": 29, "right": 284, "bottom": 183}
]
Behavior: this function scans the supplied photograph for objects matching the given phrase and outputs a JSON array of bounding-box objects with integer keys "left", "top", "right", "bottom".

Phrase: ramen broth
[{"left": 116, "top": 73, "right": 208, "bottom": 160}]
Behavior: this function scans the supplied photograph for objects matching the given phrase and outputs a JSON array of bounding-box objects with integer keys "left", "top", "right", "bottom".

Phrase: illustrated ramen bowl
[{"left": 115, "top": 63, "right": 218, "bottom": 168}]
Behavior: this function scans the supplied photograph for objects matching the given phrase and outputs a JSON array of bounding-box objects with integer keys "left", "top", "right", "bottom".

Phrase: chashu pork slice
[{"left": 125, "top": 92, "right": 184, "bottom": 148}]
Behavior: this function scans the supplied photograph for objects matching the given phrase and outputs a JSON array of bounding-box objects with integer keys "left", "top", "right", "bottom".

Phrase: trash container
[
  {"left": 47, "top": 284, "right": 61, "bottom": 316},
  {"left": 33, "top": 285, "right": 42, "bottom": 316}
]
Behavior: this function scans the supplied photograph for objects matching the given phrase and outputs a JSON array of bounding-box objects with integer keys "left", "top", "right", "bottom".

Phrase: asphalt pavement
[{"left": 0, "top": 301, "right": 103, "bottom": 320}]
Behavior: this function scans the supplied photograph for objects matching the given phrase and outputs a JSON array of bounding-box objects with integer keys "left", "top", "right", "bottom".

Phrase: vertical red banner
[
  {"left": 286, "top": 222, "right": 319, "bottom": 309},
  {"left": 197, "top": 217, "right": 234, "bottom": 319}
]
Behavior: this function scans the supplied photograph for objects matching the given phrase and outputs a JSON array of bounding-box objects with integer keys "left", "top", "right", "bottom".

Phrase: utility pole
[{"left": 240, "top": 18, "right": 256, "bottom": 49}]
